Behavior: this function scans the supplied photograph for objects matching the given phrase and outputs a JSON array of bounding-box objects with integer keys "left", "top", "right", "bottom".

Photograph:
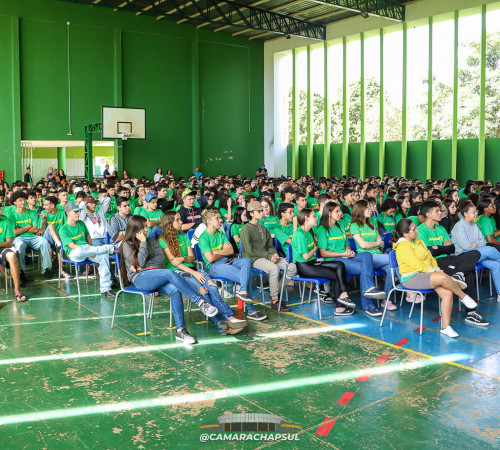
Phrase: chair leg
[
  {"left": 476, "top": 270, "right": 480, "bottom": 301},
  {"left": 141, "top": 293, "right": 148, "bottom": 335},
  {"left": 408, "top": 296, "right": 416, "bottom": 319},
  {"left": 260, "top": 274, "right": 265, "bottom": 305},
  {"left": 420, "top": 296, "right": 424, "bottom": 335},
  {"left": 279, "top": 272, "right": 286, "bottom": 312},
  {"left": 316, "top": 284, "right": 322, "bottom": 320},
  {"left": 380, "top": 288, "right": 395, "bottom": 327},
  {"left": 111, "top": 291, "right": 121, "bottom": 328},
  {"left": 75, "top": 265, "right": 81, "bottom": 301},
  {"left": 489, "top": 272, "right": 493, "bottom": 296},
  {"left": 308, "top": 283, "right": 313, "bottom": 304}
]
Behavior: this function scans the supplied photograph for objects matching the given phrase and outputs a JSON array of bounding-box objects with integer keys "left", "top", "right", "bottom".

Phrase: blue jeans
[
  {"left": 476, "top": 246, "right": 500, "bottom": 294},
  {"left": 92, "top": 238, "right": 106, "bottom": 247},
  {"left": 133, "top": 268, "right": 206, "bottom": 330},
  {"left": 43, "top": 228, "right": 58, "bottom": 247},
  {"left": 332, "top": 252, "right": 378, "bottom": 310},
  {"left": 175, "top": 269, "right": 235, "bottom": 333},
  {"left": 209, "top": 257, "right": 256, "bottom": 314},
  {"left": 371, "top": 252, "right": 393, "bottom": 296},
  {"left": 13, "top": 236, "right": 52, "bottom": 272},
  {"left": 69, "top": 244, "right": 114, "bottom": 293},
  {"left": 148, "top": 226, "right": 162, "bottom": 241}
]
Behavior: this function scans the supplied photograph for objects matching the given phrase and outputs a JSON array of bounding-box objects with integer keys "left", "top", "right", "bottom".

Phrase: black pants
[
  {"left": 436, "top": 250, "right": 480, "bottom": 313},
  {"left": 296, "top": 260, "right": 348, "bottom": 299}
]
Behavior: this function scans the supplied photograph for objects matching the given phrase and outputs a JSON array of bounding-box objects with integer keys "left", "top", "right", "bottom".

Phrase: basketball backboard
[{"left": 102, "top": 106, "right": 146, "bottom": 140}]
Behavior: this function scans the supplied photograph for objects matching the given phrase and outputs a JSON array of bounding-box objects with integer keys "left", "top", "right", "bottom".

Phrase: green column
[
  {"left": 379, "top": 28, "right": 385, "bottom": 177},
  {"left": 307, "top": 45, "right": 313, "bottom": 176},
  {"left": 113, "top": 29, "right": 123, "bottom": 177},
  {"left": 12, "top": 16, "right": 22, "bottom": 183},
  {"left": 57, "top": 147, "right": 66, "bottom": 172},
  {"left": 342, "top": 37, "right": 348, "bottom": 176},
  {"left": 401, "top": 23, "right": 407, "bottom": 178},
  {"left": 426, "top": 17, "right": 433, "bottom": 180},
  {"left": 324, "top": 42, "right": 331, "bottom": 178},
  {"left": 292, "top": 48, "right": 299, "bottom": 178},
  {"left": 192, "top": 37, "right": 200, "bottom": 172},
  {"left": 452, "top": 11, "right": 459, "bottom": 180},
  {"left": 359, "top": 33, "right": 366, "bottom": 179},
  {"left": 478, "top": 5, "right": 487, "bottom": 180}
]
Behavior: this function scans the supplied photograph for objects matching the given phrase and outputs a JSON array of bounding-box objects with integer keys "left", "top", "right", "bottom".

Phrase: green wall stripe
[{"left": 478, "top": 5, "right": 487, "bottom": 180}]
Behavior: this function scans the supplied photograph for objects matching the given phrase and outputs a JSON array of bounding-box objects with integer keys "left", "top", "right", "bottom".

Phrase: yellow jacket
[{"left": 393, "top": 238, "right": 440, "bottom": 277}]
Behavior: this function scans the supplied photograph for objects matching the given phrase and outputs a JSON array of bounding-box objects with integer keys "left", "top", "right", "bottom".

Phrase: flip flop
[{"left": 16, "top": 294, "right": 28, "bottom": 302}]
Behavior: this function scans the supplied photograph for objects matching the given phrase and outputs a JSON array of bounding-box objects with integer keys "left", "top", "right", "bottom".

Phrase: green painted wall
[
  {"left": 298, "top": 145, "right": 307, "bottom": 176},
  {"left": 0, "top": 0, "right": 264, "bottom": 183},
  {"left": 485, "top": 139, "right": 500, "bottom": 184},
  {"left": 385, "top": 142, "right": 402, "bottom": 178},
  {"left": 457, "top": 139, "right": 479, "bottom": 185},
  {"left": 407, "top": 141, "right": 427, "bottom": 183},
  {"left": 313, "top": 144, "right": 324, "bottom": 178},
  {"left": 348, "top": 143, "right": 360, "bottom": 179},
  {"left": 331, "top": 144, "right": 343, "bottom": 178},
  {"left": 431, "top": 140, "right": 452, "bottom": 181},
  {"left": 366, "top": 142, "right": 379, "bottom": 179}
]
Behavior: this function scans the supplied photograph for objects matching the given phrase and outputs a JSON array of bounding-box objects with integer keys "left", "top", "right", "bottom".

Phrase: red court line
[
  {"left": 316, "top": 418, "right": 336, "bottom": 436},
  {"left": 395, "top": 338, "right": 410, "bottom": 346},
  {"left": 432, "top": 316, "right": 441, "bottom": 322},
  {"left": 377, "top": 354, "right": 391, "bottom": 362},
  {"left": 337, "top": 392, "right": 355, "bottom": 406},
  {"left": 413, "top": 326, "right": 428, "bottom": 333},
  {"left": 357, "top": 372, "right": 371, "bottom": 382}
]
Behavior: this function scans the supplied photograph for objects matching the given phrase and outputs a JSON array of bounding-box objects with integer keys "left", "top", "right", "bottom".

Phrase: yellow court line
[{"left": 286, "top": 311, "right": 500, "bottom": 381}]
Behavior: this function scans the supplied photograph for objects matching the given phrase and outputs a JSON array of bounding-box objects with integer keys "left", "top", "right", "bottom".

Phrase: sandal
[
  {"left": 16, "top": 294, "right": 28, "bottom": 302},
  {"left": 334, "top": 307, "right": 354, "bottom": 316}
]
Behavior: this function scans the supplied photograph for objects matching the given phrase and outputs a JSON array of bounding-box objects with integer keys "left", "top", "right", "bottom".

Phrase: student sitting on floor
[
  {"left": 393, "top": 219, "right": 477, "bottom": 338},
  {"left": 120, "top": 215, "right": 218, "bottom": 344},
  {"left": 159, "top": 212, "right": 246, "bottom": 335},
  {"left": 0, "top": 203, "right": 26, "bottom": 302},
  {"left": 292, "top": 208, "right": 355, "bottom": 316},
  {"left": 59, "top": 202, "right": 116, "bottom": 298}
]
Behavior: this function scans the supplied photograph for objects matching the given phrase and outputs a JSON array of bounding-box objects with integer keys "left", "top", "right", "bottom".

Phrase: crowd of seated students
[{"left": 0, "top": 172, "right": 499, "bottom": 341}]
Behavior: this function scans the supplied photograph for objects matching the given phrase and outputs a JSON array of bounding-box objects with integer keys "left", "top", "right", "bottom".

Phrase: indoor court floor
[{"left": 0, "top": 264, "right": 498, "bottom": 448}]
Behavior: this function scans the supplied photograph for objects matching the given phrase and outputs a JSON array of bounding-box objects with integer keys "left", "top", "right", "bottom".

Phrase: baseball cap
[
  {"left": 65, "top": 202, "right": 82, "bottom": 213},
  {"left": 145, "top": 192, "right": 157, "bottom": 202},
  {"left": 84, "top": 196, "right": 96, "bottom": 203},
  {"left": 247, "top": 201, "right": 263, "bottom": 212},
  {"left": 182, "top": 189, "right": 197, "bottom": 199}
]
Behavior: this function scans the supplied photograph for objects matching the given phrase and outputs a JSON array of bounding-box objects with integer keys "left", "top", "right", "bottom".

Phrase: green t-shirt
[
  {"left": 219, "top": 207, "right": 231, "bottom": 223},
  {"left": 0, "top": 216, "right": 15, "bottom": 243},
  {"left": 198, "top": 229, "right": 229, "bottom": 270},
  {"left": 89, "top": 191, "right": 99, "bottom": 199},
  {"left": 42, "top": 208, "right": 67, "bottom": 233},
  {"left": 350, "top": 222, "right": 381, "bottom": 254},
  {"left": 417, "top": 222, "right": 450, "bottom": 259},
  {"left": 377, "top": 212, "right": 396, "bottom": 233},
  {"left": 338, "top": 215, "right": 351, "bottom": 234},
  {"left": 394, "top": 211, "right": 405, "bottom": 225},
  {"left": 4, "top": 208, "right": 40, "bottom": 238},
  {"left": 230, "top": 223, "right": 245, "bottom": 248},
  {"left": 158, "top": 233, "right": 194, "bottom": 270},
  {"left": 316, "top": 224, "right": 347, "bottom": 260},
  {"left": 408, "top": 216, "right": 420, "bottom": 227},
  {"left": 274, "top": 222, "right": 294, "bottom": 247},
  {"left": 477, "top": 215, "right": 496, "bottom": 240},
  {"left": 307, "top": 196, "right": 318, "bottom": 209},
  {"left": 137, "top": 208, "right": 163, "bottom": 235},
  {"left": 259, "top": 215, "right": 280, "bottom": 233},
  {"left": 291, "top": 227, "right": 315, "bottom": 263},
  {"left": 59, "top": 220, "right": 89, "bottom": 255}
]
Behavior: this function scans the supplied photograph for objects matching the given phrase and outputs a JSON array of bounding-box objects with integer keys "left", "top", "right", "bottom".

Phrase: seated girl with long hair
[
  {"left": 291, "top": 208, "right": 355, "bottom": 316},
  {"left": 159, "top": 212, "right": 247, "bottom": 335},
  {"left": 119, "top": 215, "right": 219, "bottom": 344},
  {"left": 393, "top": 218, "right": 477, "bottom": 338}
]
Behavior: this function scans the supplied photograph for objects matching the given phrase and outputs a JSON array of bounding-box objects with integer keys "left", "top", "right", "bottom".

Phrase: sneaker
[
  {"left": 43, "top": 270, "right": 53, "bottom": 280},
  {"left": 176, "top": 328, "right": 196, "bottom": 344},
  {"left": 440, "top": 326, "right": 459, "bottom": 338},
  {"left": 381, "top": 300, "right": 398, "bottom": 311},
  {"left": 236, "top": 292, "right": 254, "bottom": 304},
  {"left": 221, "top": 328, "right": 243, "bottom": 335},
  {"left": 271, "top": 301, "right": 290, "bottom": 312},
  {"left": 334, "top": 307, "right": 354, "bottom": 316},
  {"left": 365, "top": 306, "right": 383, "bottom": 317},
  {"left": 459, "top": 295, "right": 477, "bottom": 310},
  {"left": 225, "top": 318, "right": 247, "bottom": 329},
  {"left": 320, "top": 296, "right": 336, "bottom": 305},
  {"left": 406, "top": 292, "right": 423, "bottom": 304},
  {"left": 101, "top": 290, "right": 116, "bottom": 298},
  {"left": 198, "top": 300, "right": 218, "bottom": 317},
  {"left": 318, "top": 290, "right": 328, "bottom": 299},
  {"left": 247, "top": 311, "right": 267, "bottom": 321},
  {"left": 497, "top": 294, "right": 500, "bottom": 302},
  {"left": 337, "top": 296, "right": 356, "bottom": 308},
  {"left": 364, "top": 289, "right": 386, "bottom": 299},
  {"left": 451, "top": 273, "right": 467, "bottom": 289},
  {"left": 464, "top": 312, "right": 489, "bottom": 326}
]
